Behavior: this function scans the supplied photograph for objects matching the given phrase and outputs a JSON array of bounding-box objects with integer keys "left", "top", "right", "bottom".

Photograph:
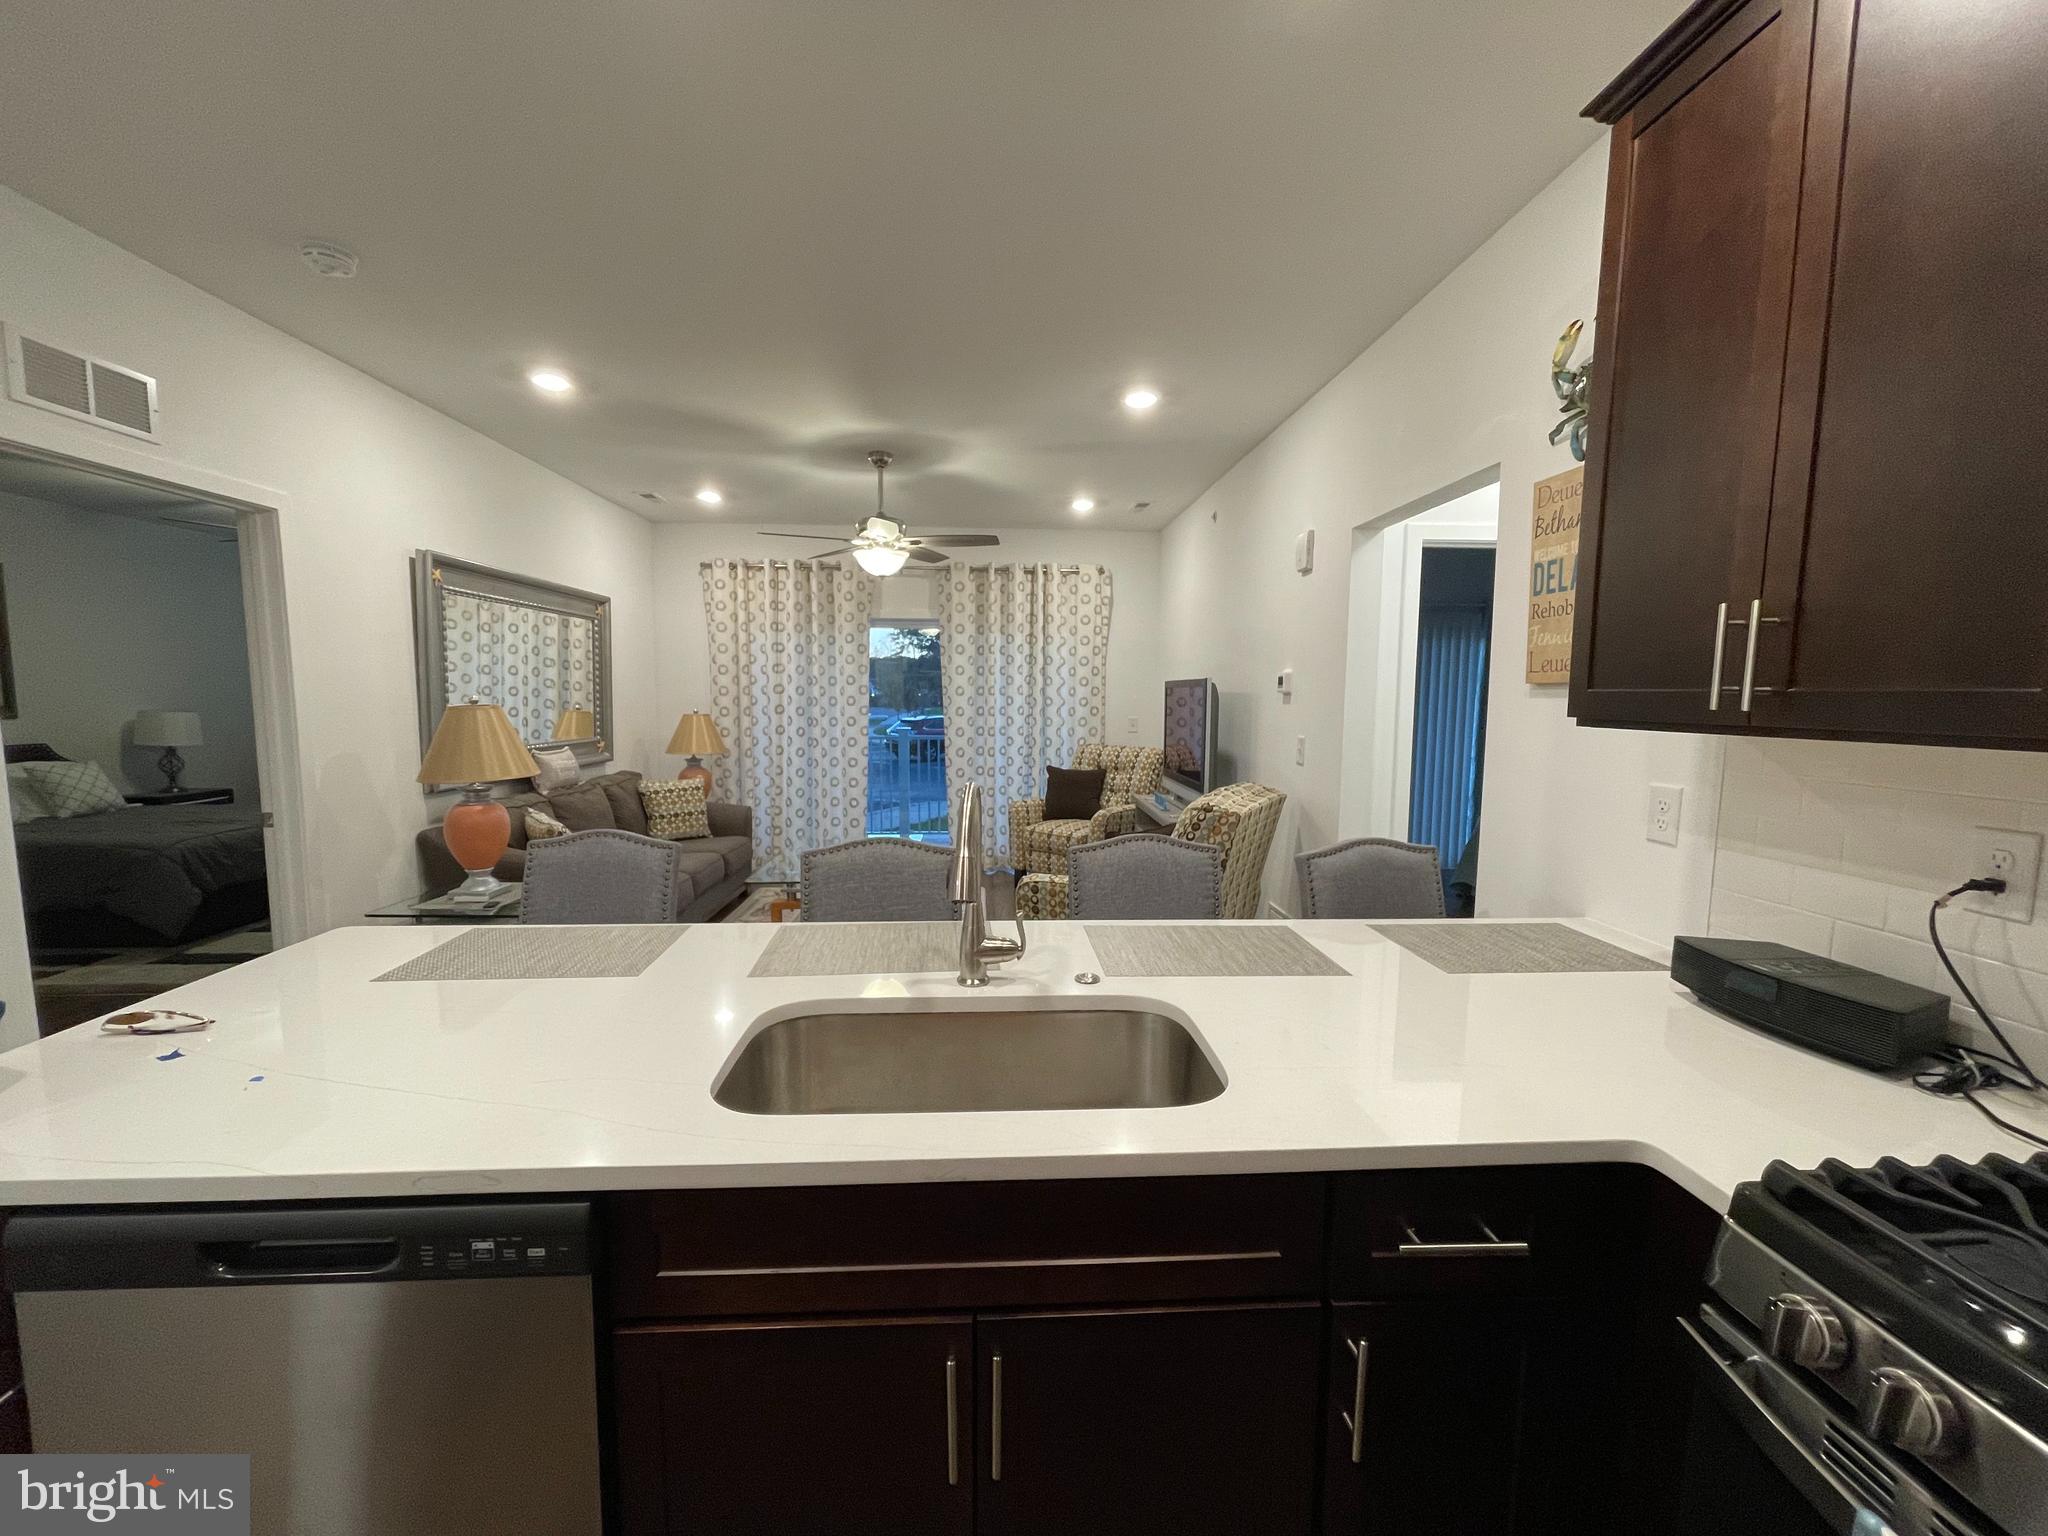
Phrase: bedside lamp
[
  {"left": 666, "top": 711, "right": 727, "bottom": 796},
  {"left": 552, "top": 704, "right": 596, "bottom": 741},
  {"left": 132, "top": 710, "right": 203, "bottom": 792},
  {"left": 418, "top": 698, "right": 541, "bottom": 905}
]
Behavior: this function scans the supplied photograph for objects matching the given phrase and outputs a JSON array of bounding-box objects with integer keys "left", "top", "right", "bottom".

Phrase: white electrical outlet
[
  {"left": 1647, "top": 783, "right": 1683, "bottom": 846},
  {"left": 1126, "top": 715, "right": 1138, "bottom": 734},
  {"left": 1963, "top": 827, "right": 2042, "bottom": 923},
  {"left": 1295, "top": 735, "right": 1306, "bottom": 767}
]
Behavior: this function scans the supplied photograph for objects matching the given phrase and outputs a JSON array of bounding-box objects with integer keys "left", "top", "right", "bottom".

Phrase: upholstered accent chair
[
  {"left": 799, "top": 838, "right": 956, "bottom": 922},
  {"left": 1066, "top": 834, "right": 1223, "bottom": 920},
  {"left": 1295, "top": 838, "right": 1445, "bottom": 919},
  {"left": 1016, "top": 781, "right": 1286, "bottom": 920},
  {"left": 522, "top": 829, "right": 688, "bottom": 924},
  {"left": 1008, "top": 744, "right": 1165, "bottom": 875}
]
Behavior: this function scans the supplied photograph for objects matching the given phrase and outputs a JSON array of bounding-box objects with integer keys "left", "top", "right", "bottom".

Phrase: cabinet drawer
[
  {"left": 607, "top": 1174, "right": 1326, "bottom": 1318},
  {"left": 1328, "top": 1165, "right": 1637, "bottom": 1301}
]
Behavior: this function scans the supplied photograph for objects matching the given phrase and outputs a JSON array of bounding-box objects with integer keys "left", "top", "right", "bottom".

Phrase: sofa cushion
[
  {"left": 673, "top": 843, "right": 729, "bottom": 894},
  {"left": 640, "top": 778, "right": 710, "bottom": 840},
  {"left": 529, "top": 745, "right": 581, "bottom": 793},
  {"left": 598, "top": 776, "right": 651, "bottom": 835},
  {"left": 500, "top": 790, "right": 547, "bottom": 850},
  {"left": 697, "top": 834, "right": 754, "bottom": 883},
  {"left": 547, "top": 781, "right": 618, "bottom": 832}
]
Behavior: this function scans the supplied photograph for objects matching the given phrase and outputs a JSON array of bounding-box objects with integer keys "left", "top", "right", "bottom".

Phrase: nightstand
[{"left": 125, "top": 787, "right": 234, "bottom": 807}]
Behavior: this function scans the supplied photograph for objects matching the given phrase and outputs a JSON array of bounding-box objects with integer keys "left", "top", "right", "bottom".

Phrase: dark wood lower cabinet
[
  {"left": 976, "top": 1304, "right": 1322, "bottom": 1536},
  {"left": 613, "top": 1315, "right": 974, "bottom": 1536},
  {"left": 1321, "top": 1299, "right": 1597, "bottom": 1536}
]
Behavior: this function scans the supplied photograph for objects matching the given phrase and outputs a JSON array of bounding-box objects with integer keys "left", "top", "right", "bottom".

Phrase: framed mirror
[{"left": 413, "top": 551, "right": 611, "bottom": 781}]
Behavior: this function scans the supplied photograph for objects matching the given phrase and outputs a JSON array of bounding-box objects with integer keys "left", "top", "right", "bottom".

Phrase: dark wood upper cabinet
[
  {"left": 975, "top": 1304, "right": 1322, "bottom": 1536},
  {"left": 1573, "top": 0, "right": 2048, "bottom": 748}
]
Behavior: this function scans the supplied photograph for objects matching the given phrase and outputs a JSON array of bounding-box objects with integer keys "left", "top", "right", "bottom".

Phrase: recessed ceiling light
[
  {"left": 1070, "top": 496, "right": 1096, "bottom": 514},
  {"left": 1121, "top": 387, "right": 1160, "bottom": 412},
  {"left": 694, "top": 487, "right": 724, "bottom": 507},
  {"left": 527, "top": 368, "right": 575, "bottom": 395}
]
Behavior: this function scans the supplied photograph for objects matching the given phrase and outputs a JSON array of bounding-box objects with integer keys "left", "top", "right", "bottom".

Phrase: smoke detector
[
  {"left": 637, "top": 491, "right": 666, "bottom": 504},
  {"left": 299, "top": 240, "right": 359, "bottom": 279}
]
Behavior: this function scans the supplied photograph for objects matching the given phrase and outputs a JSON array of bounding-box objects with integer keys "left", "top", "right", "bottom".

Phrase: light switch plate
[
  {"left": 1647, "top": 783, "right": 1682, "bottom": 846},
  {"left": 1295, "top": 735, "right": 1306, "bottom": 767},
  {"left": 1963, "top": 827, "right": 2042, "bottom": 923}
]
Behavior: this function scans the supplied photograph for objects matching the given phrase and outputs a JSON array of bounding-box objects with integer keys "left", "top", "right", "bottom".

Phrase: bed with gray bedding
[{"left": 15, "top": 804, "right": 268, "bottom": 943}]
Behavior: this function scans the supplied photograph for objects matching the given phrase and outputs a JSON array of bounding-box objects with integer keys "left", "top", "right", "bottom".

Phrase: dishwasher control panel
[{"left": 414, "top": 1229, "right": 587, "bottom": 1278}]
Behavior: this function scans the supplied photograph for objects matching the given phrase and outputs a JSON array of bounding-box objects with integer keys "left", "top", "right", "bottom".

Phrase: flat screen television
[{"left": 1162, "top": 678, "right": 1218, "bottom": 795}]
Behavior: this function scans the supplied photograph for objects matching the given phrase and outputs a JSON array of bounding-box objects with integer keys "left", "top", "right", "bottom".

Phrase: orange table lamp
[
  {"left": 667, "top": 711, "right": 727, "bottom": 797},
  {"left": 419, "top": 698, "right": 540, "bottom": 905}
]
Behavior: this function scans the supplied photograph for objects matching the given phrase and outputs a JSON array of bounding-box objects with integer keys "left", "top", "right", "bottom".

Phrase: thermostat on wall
[{"left": 1294, "top": 529, "right": 1315, "bottom": 575}]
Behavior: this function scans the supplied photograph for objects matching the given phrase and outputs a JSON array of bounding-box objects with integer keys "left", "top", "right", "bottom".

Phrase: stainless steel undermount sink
[{"left": 713, "top": 1004, "right": 1224, "bottom": 1115}]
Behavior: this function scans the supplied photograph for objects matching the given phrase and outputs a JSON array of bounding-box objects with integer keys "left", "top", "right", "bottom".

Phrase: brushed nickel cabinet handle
[
  {"left": 990, "top": 1352, "right": 1004, "bottom": 1483},
  {"left": 945, "top": 1354, "right": 959, "bottom": 1486},
  {"left": 1393, "top": 1220, "right": 1530, "bottom": 1259},
  {"left": 1737, "top": 598, "right": 1784, "bottom": 712},
  {"left": 1340, "top": 1336, "right": 1369, "bottom": 1464},
  {"left": 1708, "top": 600, "right": 1729, "bottom": 710}
]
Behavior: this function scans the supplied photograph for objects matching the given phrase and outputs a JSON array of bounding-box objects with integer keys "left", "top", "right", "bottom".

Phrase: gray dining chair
[
  {"left": 522, "top": 829, "right": 686, "bottom": 924},
  {"left": 1067, "top": 833, "right": 1225, "bottom": 920},
  {"left": 1294, "top": 837, "right": 1445, "bottom": 919},
  {"left": 799, "top": 838, "right": 955, "bottom": 921}
]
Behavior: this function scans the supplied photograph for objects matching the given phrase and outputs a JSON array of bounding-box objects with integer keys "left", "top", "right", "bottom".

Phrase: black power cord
[{"left": 1913, "top": 878, "right": 2048, "bottom": 1152}]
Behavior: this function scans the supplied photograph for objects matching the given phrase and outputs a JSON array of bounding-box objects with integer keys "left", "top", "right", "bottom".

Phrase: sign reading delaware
[{"left": 3, "top": 1456, "right": 249, "bottom": 1533}]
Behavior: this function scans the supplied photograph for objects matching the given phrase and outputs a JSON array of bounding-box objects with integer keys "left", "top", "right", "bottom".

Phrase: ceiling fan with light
[{"left": 759, "top": 451, "right": 999, "bottom": 575}]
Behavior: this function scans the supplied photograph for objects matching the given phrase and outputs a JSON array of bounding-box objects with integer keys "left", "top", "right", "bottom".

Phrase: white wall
[
  {"left": 0, "top": 186, "right": 660, "bottom": 953},
  {"left": 651, "top": 523, "right": 1165, "bottom": 765},
  {"left": 0, "top": 491, "right": 261, "bottom": 805},
  {"left": 1159, "top": 143, "right": 1722, "bottom": 942},
  {"left": 1711, "top": 740, "right": 2048, "bottom": 1062}
]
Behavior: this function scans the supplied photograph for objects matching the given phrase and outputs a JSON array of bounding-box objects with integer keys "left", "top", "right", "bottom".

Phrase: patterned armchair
[
  {"left": 1017, "top": 780, "right": 1287, "bottom": 920},
  {"left": 1007, "top": 743, "right": 1164, "bottom": 875}
]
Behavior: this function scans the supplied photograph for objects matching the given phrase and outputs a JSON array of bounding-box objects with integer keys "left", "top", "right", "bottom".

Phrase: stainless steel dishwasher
[{"left": 5, "top": 1199, "right": 602, "bottom": 1536}]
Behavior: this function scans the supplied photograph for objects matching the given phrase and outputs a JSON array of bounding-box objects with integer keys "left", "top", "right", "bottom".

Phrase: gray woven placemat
[
  {"left": 751, "top": 922, "right": 957, "bottom": 977},
  {"left": 1369, "top": 922, "right": 1661, "bottom": 975},
  {"left": 374, "top": 925, "right": 684, "bottom": 982},
  {"left": 1084, "top": 925, "right": 1350, "bottom": 978}
]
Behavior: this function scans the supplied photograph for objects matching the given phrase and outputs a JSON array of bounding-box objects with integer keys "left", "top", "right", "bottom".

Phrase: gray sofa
[{"left": 415, "top": 769, "right": 753, "bottom": 922}]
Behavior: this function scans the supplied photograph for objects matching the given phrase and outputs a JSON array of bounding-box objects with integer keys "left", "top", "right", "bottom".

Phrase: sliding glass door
[{"left": 867, "top": 623, "right": 949, "bottom": 841}]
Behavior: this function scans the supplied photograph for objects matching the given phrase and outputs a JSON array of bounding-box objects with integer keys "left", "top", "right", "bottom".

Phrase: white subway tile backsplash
[{"left": 1710, "top": 739, "right": 2048, "bottom": 1051}]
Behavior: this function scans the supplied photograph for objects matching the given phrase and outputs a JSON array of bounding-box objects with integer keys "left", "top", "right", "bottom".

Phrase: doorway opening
[
  {"left": 866, "top": 621, "right": 949, "bottom": 842},
  {"left": 1338, "top": 473, "right": 1499, "bottom": 915},
  {"left": 0, "top": 443, "right": 304, "bottom": 1038}
]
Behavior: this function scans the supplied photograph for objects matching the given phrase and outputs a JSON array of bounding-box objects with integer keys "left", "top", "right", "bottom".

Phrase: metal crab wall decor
[{"left": 1549, "top": 319, "right": 1592, "bottom": 461}]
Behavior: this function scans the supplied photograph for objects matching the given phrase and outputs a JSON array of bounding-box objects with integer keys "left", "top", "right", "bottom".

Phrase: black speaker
[{"left": 1670, "top": 935, "right": 1950, "bottom": 1072}]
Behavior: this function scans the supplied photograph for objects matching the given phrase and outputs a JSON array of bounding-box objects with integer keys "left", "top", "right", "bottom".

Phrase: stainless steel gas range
[{"left": 1676, "top": 1153, "right": 2048, "bottom": 1536}]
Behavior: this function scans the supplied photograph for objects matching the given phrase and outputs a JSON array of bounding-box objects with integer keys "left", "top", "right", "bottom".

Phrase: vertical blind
[{"left": 1407, "top": 604, "right": 1490, "bottom": 871}]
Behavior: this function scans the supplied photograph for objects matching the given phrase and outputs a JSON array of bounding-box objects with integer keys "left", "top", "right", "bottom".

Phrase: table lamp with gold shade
[
  {"left": 551, "top": 704, "right": 596, "bottom": 741},
  {"left": 418, "top": 698, "right": 541, "bottom": 905},
  {"left": 667, "top": 711, "right": 727, "bottom": 796}
]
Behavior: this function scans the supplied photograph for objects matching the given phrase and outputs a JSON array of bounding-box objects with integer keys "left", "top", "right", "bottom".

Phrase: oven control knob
[
  {"left": 1865, "top": 1367, "right": 1965, "bottom": 1459},
  {"left": 1764, "top": 1293, "right": 1848, "bottom": 1371}
]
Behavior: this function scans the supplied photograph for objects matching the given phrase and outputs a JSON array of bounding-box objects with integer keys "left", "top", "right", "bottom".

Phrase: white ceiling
[{"left": 0, "top": 1, "right": 1671, "bottom": 530}]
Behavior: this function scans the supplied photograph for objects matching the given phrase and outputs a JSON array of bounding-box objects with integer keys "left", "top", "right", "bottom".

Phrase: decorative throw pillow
[
  {"left": 529, "top": 745, "right": 581, "bottom": 794},
  {"left": 17, "top": 759, "right": 127, "bottom": 818},
  {"left": 524, "top": 807, "right": 571, "bottom": 842},
  {"left": 6, "top": 766, "right": 50, "bottom": 823},
  {"left": 639, "top": 777, "right": 710, "bottom": 840},
  {"left": 1043, "top": 765, "right": 1106, "bottom": 822}
]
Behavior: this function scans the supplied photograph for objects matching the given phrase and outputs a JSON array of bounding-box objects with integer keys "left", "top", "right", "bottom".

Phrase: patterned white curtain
[
  {"left": 700, "top": 559, "right": 874, "bottom": 881},
  {"left": 937, "top": 563, "right": 1113, "bottom": 862},
  {"left": 441, "top": 593, "right": 597, "bottom": 745}
]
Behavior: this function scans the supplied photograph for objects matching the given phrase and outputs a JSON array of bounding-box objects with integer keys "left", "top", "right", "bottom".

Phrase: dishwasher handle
[{"left": 200, "top": 1237, "right": 403, "bottom": 1281}]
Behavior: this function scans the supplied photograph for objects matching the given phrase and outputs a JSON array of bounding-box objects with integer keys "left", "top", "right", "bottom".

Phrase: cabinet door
[
  {"left": 1570, "top": 0, "right": 1818, "bottom": 729},
  {"left": 1322, "top": 1300, "right": 1604, "bottom": 1536},
  {"left": 613, "top": 1315, "right": 972, "bottom": 1536},
  {"left": 976, "top": 1303, "right": 1320, "bottom": 1536},
  {"left": 1750, "top": 0, "right": 2048, "bottom": 744}
]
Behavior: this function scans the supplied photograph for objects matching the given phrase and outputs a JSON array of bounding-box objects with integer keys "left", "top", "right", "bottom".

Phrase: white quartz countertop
[{"left": 0, "top": 918, "right": 2040, "bottom": 1212}]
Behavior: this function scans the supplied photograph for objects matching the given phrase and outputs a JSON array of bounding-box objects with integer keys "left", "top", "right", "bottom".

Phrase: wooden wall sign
[{"left": 1526, "top": 466, "right": 1582, "bottom": 684}]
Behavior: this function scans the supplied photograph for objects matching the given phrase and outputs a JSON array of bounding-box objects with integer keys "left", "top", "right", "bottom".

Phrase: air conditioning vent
[{"left": 4, "top": 325, "right": 159, "bottom": 440}]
